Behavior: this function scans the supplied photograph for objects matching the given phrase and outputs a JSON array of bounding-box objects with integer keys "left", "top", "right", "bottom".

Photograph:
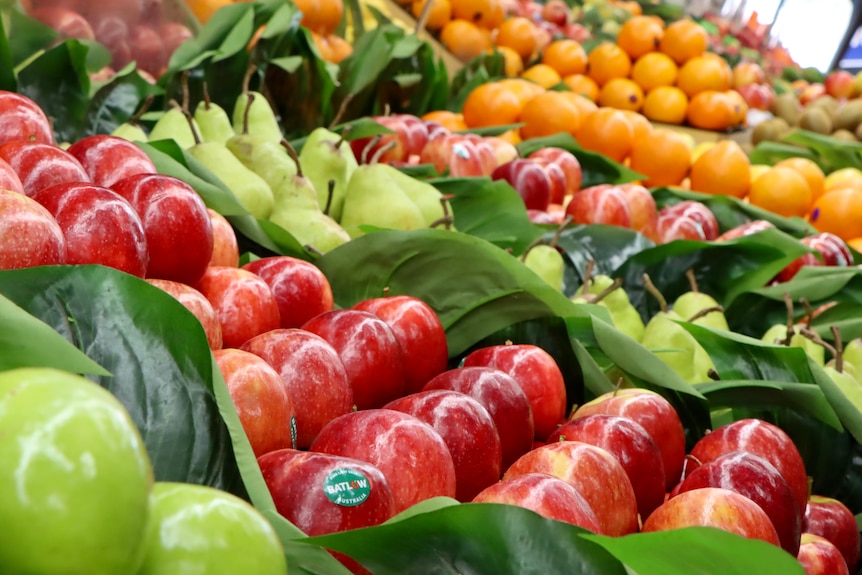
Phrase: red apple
[
  {"left": 562, "top": 22, "right": 591, "bottom": 43},
  {"left": 241, "top": 256, "right": 333, "bottom": 329},
  {"left": 146, "top": 279, "right": 223, "bottom": 350},
  {"left": 675, "top": 450, "right": 802, "bottom": 554},
  {"left": 129, "top": 24, "right": 167, "bottom": 76},
  {"left": 194, "top": 266, "right": 281, "bottom": 349},
  {"left": 540, "top": 0, "right": 568, "bottom": 26},
  {"left": 310, "top": 409, "right": 457, "bottom": 513},
  {"left": 804, "top": 495, "right": 860, "bottom": 572},
  {"left": 657, "top": 200, "right": 720, "bottom": 243},
  {"left": 491, "top": 158, "right": 552, "bottom": 211},
  {"left": 258, "top": 448, "right": 397, "bottom": 534},
  {"left": 528, "top": 147, "right": 582, "bottom": 197},
  {"left": 157, "top": 21, "right": 194, "bottom": 59},
  {"left": 778, "top": 232, "right": 853, "bottom": 282},
  {"left": 529, "top": 158, "right": 567, "bottom": 206},
  {"left": 0, "top": 157, "right": 25, "bottom": 195},
  {"left": 735, "top": 83, "right": 776, "bottom": 111},
  {"left": 732, "top": 62, "right": 767, "bottom": 88},
  {"left": 0, "top": 189, "right": 65, "bottom": 269},
  {"left": 643, "top": 487, "right": 781, "bottom": 545},
  {"left": 472, "top": 472, "right": 601, "bottom": 532},
  {"left": 385, "top": 389, "right": 502, "bottom": 502},
  {"left": 352, "top": 294, "right": 448, "bottom": 394},
  {"left": 797, "top": 533, "right": 851, "bottom": 575},
  {"left": 618, "top": 183, "right": 658, "bottom": 239},
  {"left": 572, "top": 388, "right": 686, "bottom": 490},
  {"left": 503, "top": 440, "right": 638, "bottom": 536},
  {"left": 547, "top": 414, "right": 666, "bottom": 521},
  {"left": 78, "top": 0, "right": 144, "bottom": 25},
  {"left": 423, "top": 366, "right": 534, "bottom": 469},
  {"left": 825, "top": 71, "right": 856, "bottom": 99},
  {"left": 241, "top": 328, "right": 354, "bottom": 449},
  {"left": 214, "top": 348, "right": 296, "bottom": 458},
  {"left": 463, "top": 343, "right": 566, "bottom": 440},
  {"left": 419, "top": 133, "right": 495, "bottom": 178},
  {"left": 0, "top": 90, "right": 54, "bottom": 146},
  {"left": 207, "top": 208, "right": 239, "bottom": 268},
  {"left": 91, "top": 15, "right": 132, "bottom": 71},
  {"left": 350, "top": 115, "right": 429, "bottom": 164},
  {"left": 32, "top": 182, "right": 148, "bottom": 277},
  {"left": 28, "top": 7, "right": 94, "bottom": 41},
  {"left": 302, "top": 310, "right": 406, "bottom": 410},
  {"left": 66, "top": 135, "right": 156, "bottom": 189},
  {"left": 527, "top": 209, "right": 563, "bottom": 225},
  {"left": 565, "top": 184, "right": 633, "bottom": 229},
  {"left": 799, "top": 85, "right": 827, "bottom": 106},
  {"left": 111, "top": 173, "right": 213, "bottom": 285},
  {"left": 715, "top": 219, "right": 775, "bottom": 241},
  {"left": 484, "top": 136, "right": 519, "bottom": 168},
  {"left": 0, "top": 141, "right": 91, "bottom": 197}
]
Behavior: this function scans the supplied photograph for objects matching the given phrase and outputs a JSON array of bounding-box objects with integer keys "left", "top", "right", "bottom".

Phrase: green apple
[
  {"left": 0, "top": 367, "right": 153, "bottom": 574},
  {"left": 137, "top": 482, "right": 287, "bottom": 575}
]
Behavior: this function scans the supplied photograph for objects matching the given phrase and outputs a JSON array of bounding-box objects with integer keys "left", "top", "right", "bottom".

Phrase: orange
[
  {"left": 412, "top": 0, "right": 452, "bottom": 31},
  {"left": 522, "top": 63, "right": 563, "bottom": 88},
  {"left": 630, "top": 52, "right": 678, "bottom": 92},
  {"left": 188, "top": 0, "right": 233, "bottom": 24},
  {"left": 629, "top": 128, "right": 691, "bottom": 187},
  {"left": 293, "top": 0, "right": 323, "bottom": 32},
  {"left": 497, "top": 77, "right": 545, "bottom": 105},
  {"left": 450, "top": 0, "right": 505, "bottom": 29},
  {"left": 775, "top": 157, "right": 825, "bottom": 206},
  {"left": 575, "top": 107, "right": 635, "bottom": 163},
  {"left": 689, "top": 140, "right": 750, "bottom": 198},
  {"left": 316, "top": 0, "right": 344, "bottom": 35},
  {"left": 440, "top": 19, "right": 492, "bottom": 61},
  {"left": 563, "top": 74, "right": 600, "bottom": 102},
  {"left": 586, "top": 42, "right": 632, "bottom": 86},
  {"left": 658, "top": 19, "right": 708, "bottom": 65},
  {"left": 616, "top": 15, "right": 664, "bottom": 60},
  {"left": 724, "top": 89, "right": 748, "bottom": 127},
  {"left": 462, "top": 82, "right": 525, "bottom": 127},
  {"left": 495, "top": 45, "right": 524, "bottom": 77},
  {"left": 421, "top": 110, "right": 469, "bottom": 131},
  {"left": 326, "top": 34, "right": 353, "bottom": 63},
  {"left": 495, "top": 17, "right": 539, "bottom": 61},
  {"left": 598, "top": 78, "right": 644, "bottom": 111},
  {"left": 809, "top": 187, "right": 862, "bottom": 241},
  {"left": 676, "top": 55, "right": 732, "bottom": 98},
  {"left": 642, "top": 86, "right": 688, "bottom": 124},
  {"left": 311, "top": 31, "right": 334, "bottom": 62},
  {"left": 686, "top": 90, "right": 735, "bottom": 131},
  {"left": 748, "top": 166, "right": 812, "bottom": 218},
  {"left": 561, "top": 91, "right": 599, "bottom": 117},
  {"left": 542, "top": 39, "right": 588, "bottom": 77},
  {"left": 621, "top": 110, "right": 652, "bottom": 142},
  {"left": 498, "top": 128, "right": 522, "bottom": 145},
  {"left": 847, "top": 237, "right": 862, "bottom": 252},
  {"left": 519, "top": 91, "right": 582, "bottom": 139}
]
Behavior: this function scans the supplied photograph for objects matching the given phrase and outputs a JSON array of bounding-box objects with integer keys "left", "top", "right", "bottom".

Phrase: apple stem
[
  {"left": 242, "top": 92, "right": 255, "bottom": 135},
  {"left": 707, "top": 368, "right": 721, "bottom": 380},
  {"left": 324, "top": 180, "right": 335, "bottom": 216},
  {"left": 202, "top": 80, "right": 212, "bottom": 111},
  {"left": 183, "top": 108, "right": 203, "bottom": 146},
  {"left": 414, "top": 0, "right": 436, "bottom": 35},
  {"left": 329, "top": 94, "right": 355, "bottom": 131},
  {"left": 361, "top": 135, "right": 382, "bottom": 165},
  {"left": 369, "top": 140, "right": 397, "bottom": 165},
  {"left": 799, "top": 327, "right": 840, "bottom": 371},
  {"left": 383, "top": 103, "right": 392, "bottom": 117},
  {"left": 333, "top": 124, "right": 353, "bottom": 149},
  {"left": 642, "top": 273, "right": 668, "bottom": 314},
  {"left": 383, "top": 286, "right": 390, "bottom": 297},
  {"left": 504, "top": 339, "right": 513, "bottom": 346},
  {"left": 549, "top": 215, "right": 573, "bottom": 249},
  {"left": 582, "top": 259, "right": 595, "bottom": 289},
  {"left": 686, "top": 268, "right": 699, "bottom": 294},
  {"left": 781, "top": 292, "right": 796, "bottom": 347},
  {"left": 280, "top": 139, "right": 304, "bottom": 178},
  {"left": 681, "top": 453, "right": 702, "bottom": 478},
  {"left": 590, "top": 277, "right": 624, "bottom": 306},
  {"left": 686, "top": 305, "right": 724, "bottom": 324},
  {"left": 612, "top": 376, "right": 624, "bottom": 395}
]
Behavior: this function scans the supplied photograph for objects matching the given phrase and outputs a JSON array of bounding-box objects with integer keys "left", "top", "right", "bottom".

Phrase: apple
[
  {"left": 350, "top": 115, "right": 429, "bottom": 164},
  {"left": 258, "top": 448, "right": 397, "bottom": 534},
  {"left": 491, "top": 158, "right": 552, "bottom": 211},
  {"left": 463, "top": 343, "right": 567, "bottom": 440},
  {"left": 732, "top": 62, "right": 767, "bottom": 88},
  {"left": 352, "top": 294, "right": 449, "bottom": 394},
  {"left": 310, "top": 409, "right": 457, "bottom": 513},
  {"left": 77, "top": 0, "right": 145, "bottom": 25},
  {"left": 562, "top": 22, "right": 591, "bottom": 43},
  {"left": 28, "top": 7, "right": 94, "bottom": 41},
  {"left": 797, "top": 533, "right": 851, "bottom": 575},
  {"left": 241, "top": 328, "right": 353, "bottom": 449},
  {"left": 66, "top": 134, "right": 157, "bottom": 189},
  {"left": 0, "top": 367, "right": 152, "bottom": 574},
  {"left": 530, "top": 158, "right": 568, "bottom": 206},
  {"left": 0, "top": 141, "right": 91, "bottom": 196},
  {"left": 423, "top": 366, "right": 534, "bottom": 469},
  {"left": 91, "top": 15, "right": 132, "bottom": 71},
  {"left": 146, "top": 279, "right": 223, "bottom": 350},
  {"left": 528, "top": 147, "right": 583, "bottom": 197},
  {"left": 547, "top": 413, "right": 666, "bottom": 521},
  {"left": 241, "top": 256, "right": 334, "bottom": 329},
  {"left": 618, "top": 183, "right": 659, "bottom": 239},
  {"left": 420, "top": 133, "right": 496, "bottom": 177},
  {"left": 541, "top": 0, "right": 568, "bottom": 26},
  {"left": 214, "top": 348, "right": 296, "bottom": 458},
  {"left": 503, "top": 440, "right": 638, "bottom": 536},
  {"left": 0, "top": 189, "right": 66, "bottom": 270},
  {"left": 32, "top": 182, "right": 148, "bottom": 277},
  {"left": 0, "top": 156, "right": 24, "bottom": 194},
  {"left": 777, "top": 233, "right": 853, "bottom": 282},
  {"left": 207, "top": 208, "right": 240, "bottom": 268},
  {"left": 675, "top": 450, "right": 802, "bottom": 554},
  {"left": 804, "top": 495, "right": 860, "bottom": 572},
  {"left": 527, "top": 208, "right": 563, "bottom": 225},
  {"left": 472, "top": 472, "right": 601, "bottom": 532},
  {"left": 0, "top": 90, "right": 54, "bottom": 146},
  {"left": 657, "top": 200, "right": 720, "bottom": 243},
  {"left": 735, "top": 83, "right": 776, "bottom": 111},
  {"left": 157, "top": 21, "right": 194, "bottom": 58},
  {"left": 485, "top": 136, "right": 520, "bottom": 167},
  {"left": 136, "top": 482, "right": 286, "bottom": 575},
  {"left": 799, "top": 84, "right": 827, "bottom": 106},
  {"left": 825, "top": 71, "right": 856, "bottom": 99},
  {"left": 565, "top": 184, "right": 633, "bottom": 230},
  {"left": 302, "top": 310, "right": 406, "bottom": 410},
  {"left": 715, "top": 219, "right": 775, "bottom": 241},
  {"left": 129, "top": 24, "right": 167, "bottom": 76},
  {"left": 111, "top": 173, "right": 213, "bottom": 285},
  {"left": 385, "top": 389, "right": 502, "bottom": 502},
  {"left": 642, "top": 487, "right": 781, "bottom": 545}
]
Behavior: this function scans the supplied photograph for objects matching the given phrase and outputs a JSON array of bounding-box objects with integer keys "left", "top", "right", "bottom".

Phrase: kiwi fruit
[
  {"left": 771, "top": 92, "right": 803, "bottom": 126},
  {"left": 831, "top": 129, "right": 858, "bottom": 142},
  {"left": 752, "top": 118, "right": 790, "bottom": 146},
  {"left": 799, "top": 107, "right": 833, "bottom": 134},
  {"left": 809, "top": 95, "right": 840, "bottom": 119},
  {"left": 855, "top": 122, "right": 862, "bottom": 141},
  {"left": 833, "top": 100, "right": 862, "bottom": 132}
]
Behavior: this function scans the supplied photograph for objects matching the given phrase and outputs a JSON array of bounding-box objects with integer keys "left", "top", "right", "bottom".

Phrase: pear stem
[
  {"left": 832, "top": 325, "right": 845, "bottom": 373},
  {"left": 781, "top": 292, "right": 796, "bottom": 347},
  {"left": 280, "top": 139, "right": 304, "bottom": 178},
  {"left": 333, "top": 124, "right": 353, "bottom": 149},
  {"left": 800, "top": 297, "right": 814, "bottom": 328},
  {"left": 519, "top": 235, "right": 548, "bottom": 263},
  {"left": 361, "top": 135, "right": 382, "bottom": 165},
  {"left": 242, "top": 92, "right": 254, "bottom": 135},
  {"left": 304, "top": 244, "right": 324, "bottom": 256},
  {"left": 686, "top": 268, "right": 699, "bottom": 294},
  {"left": 130, "top": 94, "right": 154, "bottom": 125},
  {"left": 707, "top": 368, "right": 721, "bottom": 380},
  {"left": 429, "top": 194, "right": 454, "bottom": 230},
  {"left": 369, "top": 140, "right": 397, "bottom": 165},
  {"left": 202, "top": 81, "right": 212, "bottom": 110},
  {"left": 687, "top": 305, "right": 724, "bottom": 324},
  {"left": 183, "top": 108, "right": 203, "bottom": 146},
  {"left": 324, "top": 180, "right": 335, "bottom": 216},
  {"left": 642, "top": 273, "right": 668, "bottom": 314},
  {"left": 549, "top": 215, "right": 573, "bottom": 249},
  {"left": 329, "top": 94, "right": 355, "bottom": 130},
  {"left": 414, "top": 0, "right": 435, "bottom": 35},
  {"left": 179, "top": 70, "right": 190, "bottom": 115},
  {"left": 590, "top": 277, "right": 624, "bottom": 305},
  {"left": 242, "top": 63, "right": 258, "bottom": 95},
  {"left": 582, "top": 259, "right": 595, "bottom": 289},
  {"left": 800, "top": 327, "right": 840, "bottom": 371}
]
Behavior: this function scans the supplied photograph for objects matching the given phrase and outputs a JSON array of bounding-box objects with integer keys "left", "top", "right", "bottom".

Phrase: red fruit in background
[
  {"left": 618, "top": 183, "right": 658, "bottom": 239},
  {"left": 90, "top": 15, "right": 132, "bottom": 71},
  {"left": 686, "top": 418, "right": 808, "bottom": 516},
  {"left": 563, "top": 22, "right": 591, "bottom": 43},
  {"left": 565, "top": 184, "right": 633, "bottom": 229},
  {"left": 675, "top": 450, "right": 802, "bottom": 554},
  {"left": 527, "top": 208, "right": 563, "bottom": 225},
  {"left": 0, "top": 157, "right": 25, "bottom": 195},
  {"left": 797, "top": 533, "right": 852, "bottom": 575},
  {"left": 353, "top": 294, "right": 449, "bottom": 394},
  {"left": 423, "top": 366, "right": 534, "bottom": 469},
  {"left": 32, "top": 182, "right": 148, "bottom": 277},
  {"left": 385, "top": 390, "right": 502, "bottom": 502},
  {"left": 194, "top": 266, "right": 281, "bottom": 349},
  {"left": 715, "top": 219, "right": 774, "bottom": 241},
  {"left": 735, "top": 83, "right": 775, "bottom": 111},
  {"left": 302, "top": 310, "right": 406, "bottom": 410},
  {"left": 241, "top": 329, "right": 353, "bottom": 449},
  {"left": 572, "top": 388, "right": 686, "bottom": 490},
  {"left": 241, "top": 256, "right": 333, "bottom": 329},
  {"left": 825, "top": 70, "right": 856, "bottom": 99},
  {"left": 66, "top": 134, "right": 156, "bottom": 188},
  {"left": 157, "top": 21, "right": 195, "bottom": 57},
  {"left": 78, "top": 0, "right": 144, "bottom": 25},
  {"left": 129, "top": 24, "right": 167, "bottom": 76},
  {"left": 310, "top": 409, "right": 457, "bottom": 514},
  {"left": 0, "top": 90, "right": 54, "bottom": 146},
  {"left": 528, "top": 147, "right": 583, "bottom": 197},
  {"left": 0, "top": 141, "right": 90, "bottom": 196},
  {"left": 548, "top": 414, "right": 666, "bottom": 521},
  {"left": 146, "top": 279, "right": 223, "bottom": 350},
  {"left": 472, "top": 472, "right": 601, "bottom": 532},
  {"left": 28, "top": 7, "right": 94, "bottom": 41},
  {"left": 111, "top": 173, "right": 213, "bottom": 285},
  {"left": 804, "top": 495, "right": 860, "bottom": 572},
  {"left": 214, "top": 348, "right": 296, "bottom": 458},
  {"left": 504, "top": 440, "right": 638, "bottom": 536},
  {"left": 657, "top": 200, "right": 720, "bottom": 243},
  {"left": 463, "top": 343, "right": 566, "bottom": 440},
  {"left": 777, "top": 232, "right": 853, "bottom": 282},
  {"left": 529, "top": 157, "right": 568, "bottom": 206},
  {"left": 491, "top": 159, "right": 552, "bottom": 212},
  {"left": 732, "top": 62, "right": 767, "bottom": 88},
  {"left": 350, "top": 115, "right": 428, "bottom": 164},
  {"left": 541, "top": 0, "right": 568, "bottom": 26},
  {"left": 642, "top": 487, "right": 781, "bottom": 546},
  {"left": 799, "top": 84, "right": 827, "bottom": 106},
  {"left": 258, "top": 449, "right": 397, "bottom": 534},
  {"left": 420, "top": 133, "right": 495, "bottom": 178},
  {"left": 0, "top": 189, "right": 65, "bottom": 269},
  {"left": 207, "top": 208, "right": 239, "bottom": 268}
]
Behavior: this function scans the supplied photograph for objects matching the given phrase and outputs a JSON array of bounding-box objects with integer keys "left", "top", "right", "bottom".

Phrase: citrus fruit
[
  {"left": 496, "top": 17, "right": 539, "bottom": 61},
  {"left": 542, "top": 39, "right": 588, "bottom": 77},
  {"left": 450, "top": 0, "right": 504, "bottom": 29},
  {"left": 629, "top": 128, "right": 691, "bottom": 187},
  {"left": 748, "top": 166, "right": 812, "bottom": 218},
  {"left": 689, "top": 140, "right": 750, "bottom": 198},
  {"left": 520, "top": 91, "right": 582, "bottom": 139},
  {"left": 522, "top": 63, "right": 563, "bottom": 89},
  {"left": 631, "top": 52, "right": 679, "bottom": 92},
  {"left": 462, "top": 82, "right": 525, "bottom": 128},
  {"left": 440, "top": 19, "right": 492, "bottom": 61},
  {"left": 412, "top": 0, "right": 452, "bottom": 30},
  {"left": 616, "top": 15, "right": 664, "bottom": 60},
  {"left": 575, "top": 107, "right": 635, "bottom": 162},
  {"left": 642, "top": 86, "right": 688, "bottom": 124},
  {"left": 686, "top": 90, "right": 735, "bottom": 131},
  {"left": 775, "top": 157, "right": 825, "bottom": 206},
  {"left": 809, "top": 187, "right": 862, "bottom": 241},
  {"left": 598, "top": 78, "right": 645, "bottom": 111},
  {"left": 824, "top": 167, "right": 862, "bottom": 192},
  {"left": 563, "top": 74, "right": 600, "bottom": 102},
  {"left": 676, "top": 55, "right": 732, "bottom": 98},
  {"left": 586, "top": 42, "right": 632, "bottom": 86},
  {"left": 658, "top": 19, "right": 708, "bottom": 64}
]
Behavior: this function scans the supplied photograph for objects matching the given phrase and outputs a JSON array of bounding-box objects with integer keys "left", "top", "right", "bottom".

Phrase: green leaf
[
  {"left": 748, "top": 141, "right": 822, "bottom": 169},
  {"left": 166, "top": 2, "right": 257, "bottom": 73},
  {"left": 85, "top": 68, "right": 163, "bottom": 136},
  {"left": 0, "top": 13, "right": 15, "bottom": 91},
  {"left": 7, "top": 8, "right": 56, "bottom": 68},
  {"left": 809, "top": 358, "right": 862, "bottom": 445},
  {"left": 213, "top": 5, "right": 256, "bottom": 62},
  {"left": 782, "top": 129, "right": 862, "bottom": 172}
]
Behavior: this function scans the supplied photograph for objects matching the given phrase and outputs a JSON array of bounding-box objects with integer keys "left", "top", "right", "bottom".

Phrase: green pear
[
  {"left": 298, "top": 127, "right": 359, "bottom": 221},
  {"left": 233, "top": 91, "right": 283, "bottom": 145},
  {"left": 340, "top": 163, "right": 427, "bottom": 239},
  {"left": 842, "top": 338, "right": 862, "bottom": 381},
  {"left": 226, "top": 132, "right": 298, "bottom": 190},
  {"left": 148, "top": 103, "right": 200, "bottom": 149},
  {"left": 522, "top": 243, "right": 564, "bottom": 292},
  {"left": 761, "top": 324, "right": 825, "bottom": 366},
  {"left": 384, "top": 165, "right": 451, "bottom": 227},
  {"left": 822, "top": 326, "right": 862, "bottom": 410},
  {"left": 573, "top": 268, "right": 645, "bottom": 342},
  {"left": 195, "top": 99, "right": 235, "bottom": 145},
  {"left": 111, "top": 122, "right": 149, "bottom": 142},
  {"left": 672, "top": 270, "right": 729, "bottom": 331}
]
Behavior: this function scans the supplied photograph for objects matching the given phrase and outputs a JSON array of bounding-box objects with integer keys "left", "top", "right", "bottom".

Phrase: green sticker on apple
[{"left": 323, "top": 468, "right": 371, "bottom": 507}]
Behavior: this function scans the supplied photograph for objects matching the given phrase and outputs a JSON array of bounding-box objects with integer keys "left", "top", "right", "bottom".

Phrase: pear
[
  {"left": 148, "top": 101, "right": 200, "bottom": 149},
  {"left": 572, "top": 260, "right": 645, "bottom": 342},
  {"left": 298, "top": 127, "right": 359, "bottom": 221},
  {"left": 843, "top": 338, "right": 862, "bottom": 383},
  {"left": 339, "top": 162, "right": 426, "bottom": 239},
  {"left": 112, "top": 122, "right": 148, "bottom": 142},
  {"left": 760, "top": 293, "right": 825, "bottom": 366},
  {"left": 232, "top": 69, "right": 283, "bottom": 144},
  {"left": 672, "top": 269, "right": 729, "bottom": 331},
  {"left": 815, "top": 326, "right": 862, "bottom": 411},
  {"left": 195, "top": 83, "right": 235, "bottom": 145},
  {"left": 381, "top": 164, "right": 451, "bottom": 227},
  {"left": 522, "top": 242, "right": 564, "bottom": 292}
]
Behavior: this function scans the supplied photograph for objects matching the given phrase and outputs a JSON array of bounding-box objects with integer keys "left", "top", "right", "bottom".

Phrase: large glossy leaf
[
  {"left": 84, "top": 66, "right": 163, "bottom": 135},
  {"left": 748, "top": 140, "right": 821, "bottom": 169},
  {"left": 0, "top": 12, "right": 14, "bottom": 91},
  {"left": 5, "top": 8, "right": 56, "bottom": 69},
  {"left": 781, "top": 129, "right": 862, "bottom": 172},
  {"left": 0, "top": 265, "right": 243, "bottom": 493}
]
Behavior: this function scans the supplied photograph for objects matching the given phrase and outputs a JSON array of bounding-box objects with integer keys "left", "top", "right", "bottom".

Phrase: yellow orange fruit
[
  {"left": 586, "top": 42, "right": 632, "bottom": 86},
  {"left": 689, "top": 140, "right": 750, "bottom": 198},
  {"left": 575, "top": 107, "right": 635, "bottom": 162},
  {"left": 676, "top": 55, "right": 732, "bottom": 98},
  {"left": 495, "top": 17, "right": 539, "bottom": 61},
  {"left": 631, "top": 52, "right": 679, "bottom": 92},
  {"left": 522, "top": 64, "right": 563, "bottom": 89},
  {"left": 440, "top": 19, "right": 492, "bottom": 61},
  {"left": 748, "top": 166, "right": 812, "bottom": 218},
  {"left": 809, "top": 187, "right": 862, "bottom": 241},
  {"left": 519, "top": 91, "right": 583, "bottom": 139},
  {"left": 598, "top": 78, "right": 644, "bottom": 112},
  {"left": 658, "top": 19, "right": 708, "bottom": 65},
  {"left": 642, "top": 86, "right": 688, "bottom": 124},
  {"left": 775, "top": 157, "right": 825, "bottom": 206},
  {"left": 542, "top": 39, "right": 588, "bottom": 77},
  {"left": 616, "top": 15, "right": 664, "bottom": 60},
  {"left": 412, "top": 0, "right": 452, "bottom": 31},
  {"left": 462, "top": 82, "right": 525, "bottom": 128},
  {"left": 563, "top": 74, "right": 600, "bottom": 102},
  {"left": 629, "top": 128, "right": 691, "bottom": 187}
]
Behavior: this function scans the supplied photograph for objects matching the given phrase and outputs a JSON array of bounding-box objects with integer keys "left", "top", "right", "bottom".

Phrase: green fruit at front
[
  {"left": 137, "top": 482, "right": 287, "bottom": 575},
  {"left": 641, "top": 311, "right": 716, "bottom": 384},
  {"left": 0, "top": 367, "right": 153, "bottom": 574}
]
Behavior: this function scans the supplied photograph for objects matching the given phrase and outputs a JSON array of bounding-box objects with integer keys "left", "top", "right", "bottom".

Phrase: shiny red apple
[
  {"left": 241, "top": 256, "right": 333, "bottom": 329},
  {"left": 804, "top": 495, "right": 860, "bottom": 572},
  {"left": 0, "top": 189, "right": 65, "bottom": 269},
  {"left": 66, "top": 134, "right": 156, "bottom": 188},
  {"left": 0, "top": 90, "right": 54, "bottom": 146},
  {"left": 491, "top": 158, "right": 553, "bottom": 211},
  {"left": 0, "top": 141, "right": 90, "bottom": 196},
  {"left": 146, "top": 279, "right": 223, "bottom": 350},
  {"left": 207, "top": 208, "right": 239, "bottom": 268},
  {"left": 565, "top": 184, "right": 633, "bottom": 230},
  {"left": 797, "top": 533, "right": 851, "bottom": 575}
]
